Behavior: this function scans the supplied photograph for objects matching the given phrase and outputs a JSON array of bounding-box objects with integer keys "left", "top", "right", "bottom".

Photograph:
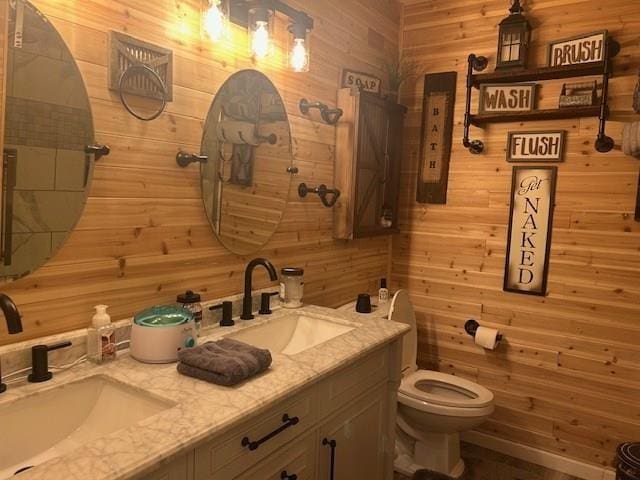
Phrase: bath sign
[
  {"left": 548, "top": 31, "right": 607, "bottom": 67},
  {"left": 416, "top": 72, "right": 457, "bottom": 204},
  {"left": 479, "top": 83, "right": 536, "bottom": 114},
  {"left": 507, "top": 131, "right": 566, "bottom": 162},
  {"left": 504, "top": 166, "right": 557, "bottom": 296}
]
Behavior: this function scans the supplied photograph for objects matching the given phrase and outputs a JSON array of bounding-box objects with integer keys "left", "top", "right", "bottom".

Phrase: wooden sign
[
  {"left": 548, "top": 30, "right": 607, "bottom": 67},
  {"left": 341, "top": 69, "right": 381, "bottom": 94},
  {"left": 504, "top": 166, "right": 557, "bottom": 296},
  {"left": 507, "top": 131, "right": 566, "bottom": 163},
  {"left": 479, "top": 83, "right": 536, "bottom": 114},
  {"left": 416, "top": 72, "right": 457, "bottom": 204}
]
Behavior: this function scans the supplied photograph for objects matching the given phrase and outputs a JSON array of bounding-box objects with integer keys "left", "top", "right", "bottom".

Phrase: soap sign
[
  {"left": 548, "top": 31, "right": 607, "bottom": 67},
  {"left": 504, "top": 166, "right": 557, "bottom": 296},
  {"left": 341, "top": 69, "right": 381, "bottom": 94},
  {"left": 507, "top": 131, "right": 566, "bottom": 162},
  {"left": 479, "top": 83, "right": 536, "bottom": 114}
]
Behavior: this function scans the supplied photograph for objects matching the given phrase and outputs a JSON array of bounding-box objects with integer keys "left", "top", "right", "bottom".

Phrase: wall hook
[
  {"left": 298, "top": 183, "right": 340, "bottom": 208},
  {"left": 176, "top": 151, "right": 208, "bottom": 168},
  {"left": 299, "top": 98, "right": 343, "bottom": 125}
]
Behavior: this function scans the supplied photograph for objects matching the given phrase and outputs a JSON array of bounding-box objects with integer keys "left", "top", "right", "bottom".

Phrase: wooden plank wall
[
  {"left": 0, "top": 0, "right": 401, "bottom": 344},
  {"left": 396, "top": 0, "right": 640, "bottom": 468}
]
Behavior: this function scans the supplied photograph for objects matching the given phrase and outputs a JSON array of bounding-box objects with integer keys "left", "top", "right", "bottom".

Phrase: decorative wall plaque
[
  {"left": 479, "top": 83, "right": 536, "bottom": 114},
  {"left": 548, "top": 30, "right": 607, "bottom": 67},
  {"left": 341, "top": 69, "right": 381, "bottom": 94},
  {"left": 109, "top": 31, "right": 173, "bottom": 101},
  {"left": 504, "top": 166, "right": 557, "bottom": 296},
  {"left": 507, "top": 131, "right": 566, "bottom": 163},
  {"left": 416, "top": 72, "right": 457, "bottom": 204}
]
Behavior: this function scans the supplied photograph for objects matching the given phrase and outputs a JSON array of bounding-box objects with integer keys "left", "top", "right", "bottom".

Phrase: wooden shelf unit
[
  {"left": 462, "top": 38, "right": 619, "bottom": 155},
  {"left": 470, "top": 62, "right": 605, "bottom": 87},
  {"left": 470, "top": 105, "right": 604, "bottom": 126}
]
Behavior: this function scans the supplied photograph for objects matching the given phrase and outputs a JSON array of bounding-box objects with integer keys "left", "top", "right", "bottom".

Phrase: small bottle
[
  {"left": 378, "top": 278, "right": 389, "bottom": 304},
  {"left": 87, "top": 305, "right": 116, "bottom": 364},
  {"left": 177, "top": 290, "right": 203, "bottom": 335}
]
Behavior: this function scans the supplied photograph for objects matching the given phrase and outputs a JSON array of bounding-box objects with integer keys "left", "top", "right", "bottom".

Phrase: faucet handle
[
  {"left": 259, "top": 292, "right": 279, "bottom": 315},
  {"left": 211, "top": 301, "right": 234, "bottom": 327},
  {"left": 28, "top": 341, "right": 72, "bottom": 383}
]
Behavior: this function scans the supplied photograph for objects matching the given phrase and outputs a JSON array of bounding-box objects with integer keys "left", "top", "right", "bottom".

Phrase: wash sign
[
  {"left": 504, "top": 167, "right": 557, "bottom": 296},
  {"left": 479, "top": 83, "right": 536, "bottom": 114}
]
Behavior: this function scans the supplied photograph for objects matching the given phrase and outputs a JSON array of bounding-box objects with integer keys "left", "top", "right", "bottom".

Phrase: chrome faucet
[
  {"left": 241, "top": 258, "right": 278, "bottom": 320},
  {"left": 0, "top": 293, "right": 24, "bottom": 393}
]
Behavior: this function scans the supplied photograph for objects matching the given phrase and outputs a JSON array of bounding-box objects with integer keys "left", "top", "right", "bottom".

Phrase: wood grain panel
[
  {"left": 396, "top": 0, "right": 640, "bottom": 468},
  {"left": 0, "top": 0, "right": 400, "bottom": 343}
]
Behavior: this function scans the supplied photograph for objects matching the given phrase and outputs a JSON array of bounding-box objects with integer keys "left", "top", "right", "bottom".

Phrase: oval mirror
[
  {"left": 2, "top": 0, "right": 94, "bottom": 281},
  {"left": 201, "top": 70, "right": 292, "bottom": 255}
]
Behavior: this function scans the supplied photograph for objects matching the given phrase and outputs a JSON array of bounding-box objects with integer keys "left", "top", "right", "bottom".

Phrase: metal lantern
[{"left": 496, "top": 0, "right": 531, "bottom": 70}]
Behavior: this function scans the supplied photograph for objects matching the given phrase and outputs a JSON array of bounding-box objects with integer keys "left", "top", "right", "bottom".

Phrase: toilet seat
[{"left": 399, "top": 370, "right": 493, "bottom": 413}]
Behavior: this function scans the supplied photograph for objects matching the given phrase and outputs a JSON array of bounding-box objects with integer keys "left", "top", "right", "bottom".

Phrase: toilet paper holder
[{"left": 464, "top": 319, "right": 503, "bottom": 342}]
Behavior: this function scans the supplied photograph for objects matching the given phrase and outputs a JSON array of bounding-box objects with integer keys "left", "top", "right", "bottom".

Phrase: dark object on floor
[
  {"left": 617, "top": 442, "right": 640, "bottom": 480},
  {"left": 177, "top": 338, "right": 272, "bottom": 386},
  {"left": 412, "top": 469, "right": 452, "bottom": 480}
]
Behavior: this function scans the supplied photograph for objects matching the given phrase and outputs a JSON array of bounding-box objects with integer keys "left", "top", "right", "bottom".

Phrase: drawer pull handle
[
  {"left": 322, "top": 438, "right": 337, "bottom": 480},
  {"left": 241, "top": 414, "right": 300, "bottom": 451},
  {"left": 280, "top": 471, "right": 298, "bottom": 480}
]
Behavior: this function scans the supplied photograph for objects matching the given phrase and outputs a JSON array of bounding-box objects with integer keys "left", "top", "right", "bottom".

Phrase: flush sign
[
  {"left": 504, "top": 166, "right": 557, "bottom": 296},
  {"left": 507, "top": 131, "right": 566, "bottom": 162}
]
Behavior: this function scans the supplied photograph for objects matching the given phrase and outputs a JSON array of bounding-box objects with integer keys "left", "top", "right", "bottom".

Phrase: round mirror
[
  {"left": 2, "top": 0, "right": 94, "bottom": 281},
  {"left": 201, "top": 70, "right": 293, "bottom": 255}
]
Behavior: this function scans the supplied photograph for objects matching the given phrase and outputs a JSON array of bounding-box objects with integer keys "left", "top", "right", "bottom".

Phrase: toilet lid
[{"left": 399, "top": 370, "right": 494, "bottom": 409}]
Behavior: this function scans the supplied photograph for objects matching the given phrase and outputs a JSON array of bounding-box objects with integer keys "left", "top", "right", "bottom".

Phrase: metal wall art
[
  {"left": 416, "top": 72, "right": 457, "bottom": 204},
  {"left": 507, "top": 131, "right": 566, "bottom": 163},
  {"left": 479, "top": 83, "right": 536, "bottom": 114},
  {"left": 504, "top": 166, "right": 557, "bottom": 296},
  {"left": 109, "top": 31, "right": 172, "bottom": 121}
]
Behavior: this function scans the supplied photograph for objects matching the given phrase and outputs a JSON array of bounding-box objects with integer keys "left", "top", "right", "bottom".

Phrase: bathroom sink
[
  {"left": 0, "top": 375, "right": 174, "bottom": 479},
  {"left": 228, "top": 313, "right": 357, "bottom": 355}
]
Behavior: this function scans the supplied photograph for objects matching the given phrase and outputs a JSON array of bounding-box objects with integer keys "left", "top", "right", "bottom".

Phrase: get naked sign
[{"left": 504, "top": 167, "right": 557, "bottom": 296}]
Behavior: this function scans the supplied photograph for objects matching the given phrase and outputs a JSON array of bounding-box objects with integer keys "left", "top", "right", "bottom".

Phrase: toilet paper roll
[{"left": 474, "top": 326, "right": 501, "bottom": 350}]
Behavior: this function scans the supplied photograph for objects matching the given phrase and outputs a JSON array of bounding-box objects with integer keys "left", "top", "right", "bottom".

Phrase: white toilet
[{"left": 389, "top": 290, "right": 494, "bottom": 479}]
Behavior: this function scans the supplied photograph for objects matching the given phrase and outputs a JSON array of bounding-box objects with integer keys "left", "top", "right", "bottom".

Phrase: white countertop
[{"left": 1, "top": 303, "right": 406, "bottom": 480}]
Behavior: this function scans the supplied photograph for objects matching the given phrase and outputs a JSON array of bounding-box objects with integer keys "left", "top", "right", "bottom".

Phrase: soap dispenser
[{"left": 87, "top": 305, "right": 116, "bottom": 364}]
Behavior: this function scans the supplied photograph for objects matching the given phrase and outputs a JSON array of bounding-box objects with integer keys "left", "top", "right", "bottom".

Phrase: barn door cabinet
[
  {"left": 138, "top": 341, "right": 401, "bottom": 480},
  {"left": 334, "top": 88, "right": 407, "bottom": 240}
]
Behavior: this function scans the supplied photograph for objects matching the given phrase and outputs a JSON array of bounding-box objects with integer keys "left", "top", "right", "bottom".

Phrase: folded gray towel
[{"left": 177, "top": 338, "right": 272, "bottom": 386}]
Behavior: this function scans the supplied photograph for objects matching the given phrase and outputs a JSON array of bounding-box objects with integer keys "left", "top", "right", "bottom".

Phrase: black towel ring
[{"left": 118, "top": 63, "right": 168, "bottom": 122}]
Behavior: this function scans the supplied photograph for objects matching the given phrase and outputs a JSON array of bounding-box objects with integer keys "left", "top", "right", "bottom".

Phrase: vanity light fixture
[
  {"left": 233, "top": 0, "right": 314, "bottom": 71},
  {"left": 203, "top": 0, "right": 230, "bottom": 42},
  {"left": 288, "top": 15, "right": 310, "bottom": 72},
  {"left": 248, "top": 2, "right": 274, "bottom": 59}
]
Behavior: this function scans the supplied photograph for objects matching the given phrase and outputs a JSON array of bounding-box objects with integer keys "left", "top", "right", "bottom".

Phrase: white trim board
[{"left": 462, "top": 431, "right": 616, "bottom": 480}]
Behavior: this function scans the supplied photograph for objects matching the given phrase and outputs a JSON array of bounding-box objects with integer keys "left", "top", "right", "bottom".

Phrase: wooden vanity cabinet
[
  {"left": 139, "top": 340, "right": 401, "bottom": 480},
  {"left": 334, "top": 88, "right": 407, "bottom": 240}
]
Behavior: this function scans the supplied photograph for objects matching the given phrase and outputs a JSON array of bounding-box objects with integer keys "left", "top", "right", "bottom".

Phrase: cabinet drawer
[
  {"left": 234, "top": 431, "right": 317, "bottom": 480},
  {"left": 317, "top": 346, "right": 388, "bottom": 419},
  {"left": 194, "top": 387, "right": 317, "bottom": 480}
]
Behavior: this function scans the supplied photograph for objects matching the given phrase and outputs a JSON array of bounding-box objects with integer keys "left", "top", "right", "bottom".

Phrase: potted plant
[{"left": 385, "top": 55, "right": 420, "bottom": 101}]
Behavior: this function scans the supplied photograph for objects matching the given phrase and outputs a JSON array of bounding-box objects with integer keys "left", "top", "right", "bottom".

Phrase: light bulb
[
  {"left": 290, "top": 38, "right": 309, "bottom": 72},
  {"left": 203, "top": 1, "right": 226, "bottom": 42},
  {"left": 252, "top": 21, "right": 270, "bottom": 59}
]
